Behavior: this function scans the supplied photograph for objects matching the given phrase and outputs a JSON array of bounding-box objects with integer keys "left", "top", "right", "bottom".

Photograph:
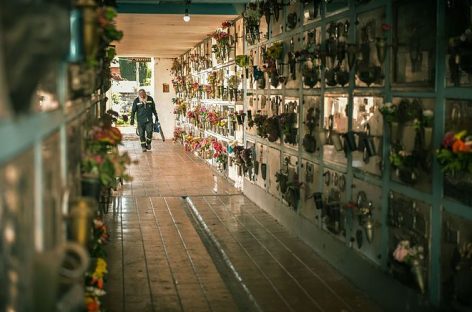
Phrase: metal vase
[
  {"left": 332, "top": 133, "right": 343, "bottom": 151},
  {"left": 411, "top": 260, "right": 426, "bottom": 294},
  {"left": 68, "top": 198, "right": 96, "bottom": 247},
  {"left": 364, "top": 215, "right": 374, "bottom": 243},
  {"left": 261, "top": 163, "right": 267, "bottom": 180},
  {"left": 313, "top": 192, "right": 323, "bottom": 210},
  {"left": 347, "top": 44, "right": 357, "bottom": 71},
  {"left": 344, "top": 131, "right": 357, "bottom": 152},
  {"left": 376, "top": 37, "right": 386, "bottom": 64}
]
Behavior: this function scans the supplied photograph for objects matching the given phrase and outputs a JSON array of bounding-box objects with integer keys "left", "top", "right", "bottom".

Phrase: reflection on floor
[{"left": 103, "top": 137, "right": 382, "bottom": 312}]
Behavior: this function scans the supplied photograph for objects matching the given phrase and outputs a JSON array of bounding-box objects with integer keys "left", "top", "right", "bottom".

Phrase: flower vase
[
  {"left": 364, "top": 216, "right": 374, "bottom": 243},
  {"left": 390, "top": 122, "right": 399, "bottom": 143},
  {"left": 411, "top": 260, "right": 426, "bottom": 294},
  {"left": 403, "top": 125, "right": 416, "bottom": 152},
  {"left": 423, "top": 127, "right": 433, "bottom": 150},
  {"left": 347, "top": 44, "right": 357, "bottom": 71},
  {"left": 68, "top": 198, "right": 96, "bottom": 247},
  {"left": 81, "top": 178, "right": 101, "bottom": 201},
  {"left": 376, "top": 37, "right": 386, "bottom": 64},
  {"left": 257, "top": 76, "right": 266, "bottom": 89},
  {"left": 261, "top": 163, "right": 267, "bottom": 180}
]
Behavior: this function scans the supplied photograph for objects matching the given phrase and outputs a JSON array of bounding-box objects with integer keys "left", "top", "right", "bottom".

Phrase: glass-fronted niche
[
  {"left": 443, "top": 99, "right": 472, "bottom": 206},
  {"left": 446, "top": 0, "right": 472, "bottom": 87},
  {"left": 323, "top": 95, "right": 348, "bottom": 167},
  {"left": 389, "top": 97, "right": 435, "bottom": 193},
  {"left": 392, "top": 0, "right": 436, "bottom": 87},
  {"left": 352, "top": 96, "right": 384, "bottom": 176}
]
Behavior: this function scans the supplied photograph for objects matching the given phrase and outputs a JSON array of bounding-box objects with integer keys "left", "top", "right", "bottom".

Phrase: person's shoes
[
  {"left": 146, "top": 143, "right": 151, "bottom": 150},
  {"left": 142, "top": 147, "right": 147, "bottom": 152}
]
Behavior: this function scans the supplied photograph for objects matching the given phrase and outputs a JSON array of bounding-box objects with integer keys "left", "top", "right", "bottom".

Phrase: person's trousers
[{"left": 138, "top": 121, "right": 153, "bottom": 148}]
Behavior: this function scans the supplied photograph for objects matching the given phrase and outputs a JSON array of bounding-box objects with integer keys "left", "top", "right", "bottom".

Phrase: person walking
[{"left": 130, "top": 89, "right": 159, "bottom": 152}]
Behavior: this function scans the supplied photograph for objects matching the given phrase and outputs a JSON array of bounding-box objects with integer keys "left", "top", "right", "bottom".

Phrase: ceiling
[{"left": 115, "top": 13, "right": 239, "bottom": 58}]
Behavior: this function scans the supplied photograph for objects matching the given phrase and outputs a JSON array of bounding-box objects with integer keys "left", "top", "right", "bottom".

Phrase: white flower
[{"left": 423, "top": 110, "right": 433, "bottom": 118}]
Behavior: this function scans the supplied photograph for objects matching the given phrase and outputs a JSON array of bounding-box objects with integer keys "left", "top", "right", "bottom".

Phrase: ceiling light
[{"left": 183, "top": 8, "right": 190, "bottom": 22}]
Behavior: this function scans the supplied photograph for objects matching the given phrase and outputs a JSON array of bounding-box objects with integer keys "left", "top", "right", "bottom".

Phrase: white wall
[{"left": 152, "top": 58, "right": 176, "bottom": 140}]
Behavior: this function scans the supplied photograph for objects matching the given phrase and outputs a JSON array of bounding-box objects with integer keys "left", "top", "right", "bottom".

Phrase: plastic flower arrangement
[
  {"left": 218, "top": 119, "right": 227, "bottom": 128},
  {"left": 393, "top": 240, "right": 425, "bottom": 265},
  {"left": 437, "top": 130, "right": 472, "bottom": 174},
  {"left": 279, "top": 112, "right": 298, "bottom": 144},
  {"left": 84, "top": 257, "right": 108, "bottom": 312},
  {"left": 379, "top": 102, "right": 398, "bottom": 124},
  {"left": 235, "top": 55, "right": 251, "bottom": 68},
  {"left": 207, "top": 111, "right": 219, "bottom": 126},
  {"left": 212, "top": 29, "right": 232, "bottom": 61},
  {"left": 228, "top": 75, "right": 240, "bottom": 89},
  {"left": 82, "top": 113, "right": 135, "bottom": 188},
  {"left": 422, "top": 110, "right": 434, "bottom": 128},
  {"left": 97, "top": 7, "right": 123, "bottom": 44},
  {"left": 173, "top": 127, "right": 186, "bottom": 143},
  {"left": 265, "top": 41, "right": 284, "bottom": 62},
  {"left": 187, "top": 110, "right": 196, "bottom": 120}
]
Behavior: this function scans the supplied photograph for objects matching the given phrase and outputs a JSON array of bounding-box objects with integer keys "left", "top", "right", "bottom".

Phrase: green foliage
[
  {"left": 117, "top": 58, "right": 152, "bottom": 85},
  {"left": 118, "top": 58, "right": 136, "bottom": 81}
]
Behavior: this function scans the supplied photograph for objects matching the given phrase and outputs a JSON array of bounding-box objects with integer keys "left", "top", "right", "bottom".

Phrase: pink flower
[{"left": 393, "top": 240, "right": 410, "bottom": 263}]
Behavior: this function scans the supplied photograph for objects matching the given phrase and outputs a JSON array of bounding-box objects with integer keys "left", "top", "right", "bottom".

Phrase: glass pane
[
  {"left": 352, "top": 96, "right": 384, "bottom": 176},
  {"left": 303, "top": 0, "right": 321, "bottom": 24},
  {"left": 355, "top": 8, "right": 386, "bottom": 88},
  {"left": 281, "top": 97, "right": 299, "bottom": 150},
  {"left": 392, "top": 0, "right": 436, "bottom": 86},
  {"left": 302, "top": 96, "right": 322, "bottom": 158},
  {"left": 445, "top": 0, "right": 472, "bottom": 87},
  {"left": 0, "top": 149, "right": 35, "bottom": 311},
  {"left": 42, "top": 132, "right": 61, "bottom": 250},
  {"left": 325, "top": 19, "right": 351, "bottom": 88},
  {"left": 442, "top": 99, "right": 472, "bottom": 206},
  {"left": 302, "top": 28, "right": 322, "bottom": 89},
  {"left": 389, "top": 97, "right": 435, "bottom": 193},
  {"left": 326, "top": 0, "right": 348, "bottom": 14},
  {"left": 388, "top": 192, "right": 430, "bottom": 295},
  {"left": 323, "top": 95, "right": 349, "bottom": 167}
]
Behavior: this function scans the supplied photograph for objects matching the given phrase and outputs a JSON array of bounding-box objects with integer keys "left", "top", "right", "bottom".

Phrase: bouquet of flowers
[
  {"left": 84, "top": 257, "right": 108, "bottom": 312},
  {"left": 97, "top": 6, "right": 123, "bottom": 44},
  {"left": 437, "top": 130, "right": 472, "bottom": 174},
  {"left": 393, "top": 240, "right": 425, "bottom": 265},
  {"left": 173, "top": 127, "right": 185, "bottom": 143},
  {"left": 379, "top": 102, "right": 398, "bottom": 124},
  {"left": 207, "top": 111, "right": 219, "bottom": 126},
  {"left": 82, "top": 113, "right": 135, "bottom": 188},
  {"left": 392, "top": 240, "right": 426, "bottom": 294}
]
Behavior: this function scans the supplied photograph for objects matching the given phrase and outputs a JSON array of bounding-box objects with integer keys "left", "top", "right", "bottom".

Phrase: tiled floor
[{"left": 103, "top": 134, "right": 382, "bottom": 312}]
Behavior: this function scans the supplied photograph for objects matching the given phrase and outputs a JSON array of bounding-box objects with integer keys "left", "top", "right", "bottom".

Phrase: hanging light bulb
[{"left": 183, "top": 8, "right": 190, "bottom": 22}]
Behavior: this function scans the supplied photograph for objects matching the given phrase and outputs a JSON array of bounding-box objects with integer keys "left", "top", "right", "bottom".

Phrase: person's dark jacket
[{"left": 130, "top": 96, "right": 158, "bottom": 124}]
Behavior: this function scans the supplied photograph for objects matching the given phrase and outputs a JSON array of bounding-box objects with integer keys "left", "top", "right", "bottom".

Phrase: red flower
[
  {"left": 222, "top": 21, "right": 232, "bottom": 28},
  {"left": 381, "top": 23, "right": 392, "bottom": 32}
]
